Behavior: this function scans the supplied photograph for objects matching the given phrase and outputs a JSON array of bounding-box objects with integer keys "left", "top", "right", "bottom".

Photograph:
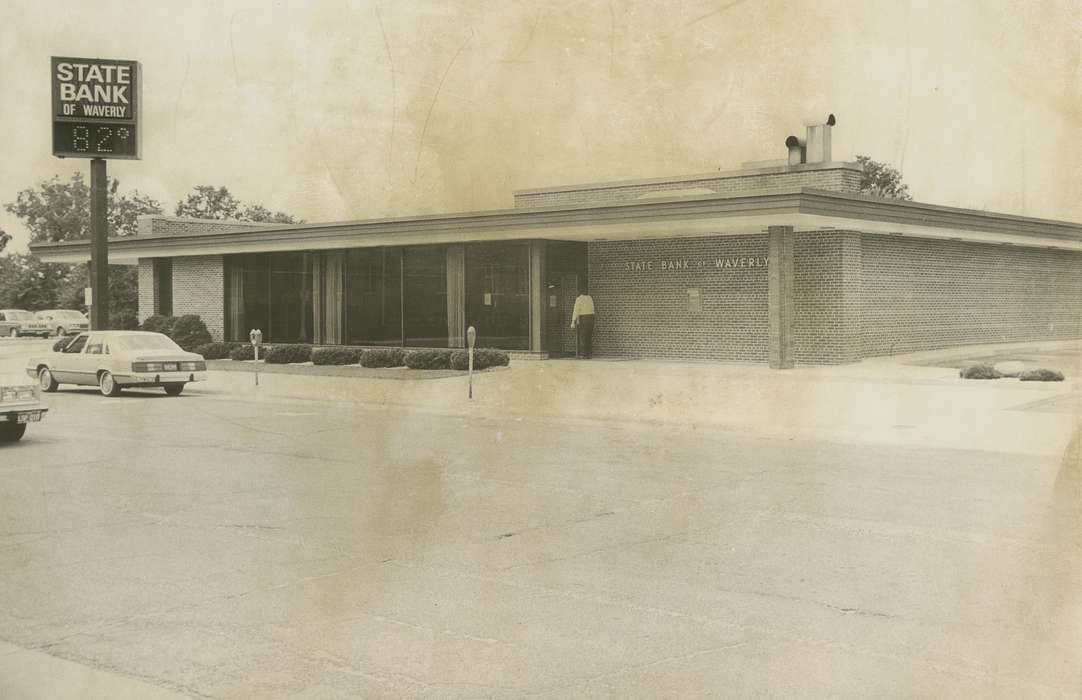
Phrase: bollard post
[{"left": 466, "top": 325, "right": 476, "bottom": 399}]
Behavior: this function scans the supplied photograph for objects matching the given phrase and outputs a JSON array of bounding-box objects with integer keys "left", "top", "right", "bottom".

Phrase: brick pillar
[
  {"left": 768, "top": 225, "right": 795, "bottom": 369},
  {"left": 529, "top": 241, "right": 546, "bottom": 352}
]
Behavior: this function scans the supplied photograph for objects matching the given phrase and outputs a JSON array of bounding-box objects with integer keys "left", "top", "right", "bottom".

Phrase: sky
[{"left": 1, "top": 0, "right": 1079, "bottom": 254}]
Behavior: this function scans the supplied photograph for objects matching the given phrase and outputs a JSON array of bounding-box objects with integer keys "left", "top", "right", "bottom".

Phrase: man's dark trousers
[{"left": 577, "top": 313, "right": 595, "bottom": 359}]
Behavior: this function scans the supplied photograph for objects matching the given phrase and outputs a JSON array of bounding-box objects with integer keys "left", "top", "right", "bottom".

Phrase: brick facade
[
  {"left": 860, "top": 235, "right": 1082, "bottom": 356},
  {"left": 137, "top": 216, "right": 277, "bottom": 237},
  {"left": 515, "top": 164, "right": 862, "bottom": 208},
  {"left": 587, "top": 235, "right": 770, "bottom": 362},
  {"left": 793, "top": 231, "right": 863, "bottom": 364},
  {"left": 171, "top": 255, "right": 225, "bottom": 341},
  {"left": 137, "top": 259, "right": 157, "bottom": 323},
  {"left": 585, "top": 231, "right": 870, "bottom": 364}
]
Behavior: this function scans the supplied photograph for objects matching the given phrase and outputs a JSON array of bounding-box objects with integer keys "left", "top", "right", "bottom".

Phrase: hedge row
[
  {"left": 312, "top": 347, "right": 362, "bottom": 365},
  {"left": 190, "top": 341, "right": 509, "bottom": 370}
]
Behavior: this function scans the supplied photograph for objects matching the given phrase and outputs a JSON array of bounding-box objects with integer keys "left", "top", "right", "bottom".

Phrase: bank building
[{"left": 33, "top": 116, "right": 1082, "bottom": 368}]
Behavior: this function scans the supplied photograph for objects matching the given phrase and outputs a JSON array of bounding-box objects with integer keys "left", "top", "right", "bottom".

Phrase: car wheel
[
  {"left": 0, "top": 423, "right": 27, "bottom": 443},
  {"left": 99, "top": 371, "right": 122, "bottom": 397},
  {"left": 56, "top": 327, "right": 65, "bottom": 337},
  {"left": 163, "top": 383, "right": 185, "bottom": 396},
  {"left": 8, "top": 328, "right": 17, "bottom": 338},
  {"left": 38, "top": 367, "right": 59, "bottom": 392}
]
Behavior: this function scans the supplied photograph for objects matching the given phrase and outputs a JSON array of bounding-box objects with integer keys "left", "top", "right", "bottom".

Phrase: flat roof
[
  {"left": 512, "top": 161, "right": 862, "bottom": 196},
  {"left": 31, "top": 187, "right": 1082, "bottom": 264}
]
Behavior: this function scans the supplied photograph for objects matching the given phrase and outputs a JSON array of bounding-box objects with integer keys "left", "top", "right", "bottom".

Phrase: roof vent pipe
[{"left": 784, "top": 135, "right": 805, "bottom": 166}]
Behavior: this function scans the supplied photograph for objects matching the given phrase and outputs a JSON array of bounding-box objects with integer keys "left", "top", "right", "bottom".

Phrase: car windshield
[{"left": 117, "top": 335, "right": 182, "bottom": 351}]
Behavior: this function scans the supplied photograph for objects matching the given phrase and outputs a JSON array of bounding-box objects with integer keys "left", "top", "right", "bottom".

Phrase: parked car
[
  {"left": 28, "top": 331, "right": 207, "bottom": 397},
  {"left": 0, "top": 309, "right": 50, "bottom": 338},
  {"left": 0, "top": 374, "right": 47, "bottom": 442},
  {"left": 36, "top": 309, "right": 89, "bottom": 336}
]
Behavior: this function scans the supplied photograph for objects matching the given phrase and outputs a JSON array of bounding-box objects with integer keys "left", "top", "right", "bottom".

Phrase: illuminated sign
[{"left": 51, "top": 57, "right": 140, "bottom": 159}]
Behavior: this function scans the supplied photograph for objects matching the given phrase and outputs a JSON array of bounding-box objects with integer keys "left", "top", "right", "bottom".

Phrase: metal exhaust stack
[
  {"left": 784, "top": 135, "right": 805, "bottom": 166},
  {"left": 785, "top": 114, "right": 835, "bottom": 165}
]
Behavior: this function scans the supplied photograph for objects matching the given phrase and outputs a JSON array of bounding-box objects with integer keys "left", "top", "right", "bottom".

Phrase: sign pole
[{"left": 89, "top": 157, "right": 109, "bottom": 331}]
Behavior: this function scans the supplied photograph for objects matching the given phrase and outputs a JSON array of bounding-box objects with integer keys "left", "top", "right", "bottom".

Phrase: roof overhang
[{"left": 31, "top": 188, "right": 1082, "bottom": 264}]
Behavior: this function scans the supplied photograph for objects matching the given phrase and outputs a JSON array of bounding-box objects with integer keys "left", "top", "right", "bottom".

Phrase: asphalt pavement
[{"left": 0, "top": 337, "right": 1079, "bottom": 698}]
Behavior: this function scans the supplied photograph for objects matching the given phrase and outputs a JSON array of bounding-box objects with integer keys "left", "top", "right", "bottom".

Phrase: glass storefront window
[
  {"left": 466, "top": 242, "right": 530, "bottom": 350},
  {"left": 345, "top": 248, "right": 401, "bottom": 346},
  {"left": 268, "top": 253, "right": 314, "bottom": 343},
  {"left": 225, "top": 242, "right": 535, "bottom": 350},
  {"left": 403, "top": 247, "right": 448, "bottom": 347},
  {"left": 240, "top": 255, "right": 269, "bottom": 342}
]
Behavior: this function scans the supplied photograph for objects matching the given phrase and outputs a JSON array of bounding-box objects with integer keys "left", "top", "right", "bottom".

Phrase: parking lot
[{"left": 0, "top": 337, "right": 1079, "bottom": 698}]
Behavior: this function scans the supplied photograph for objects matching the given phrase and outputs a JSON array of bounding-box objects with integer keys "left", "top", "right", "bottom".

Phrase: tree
[
  {"left": 0, "top": 253, "right": 77, "bottom": 310},
  {"left": 2, "top": 172, "right": 163, "bottom": 319},
  {"left": 175, "top": 185, "right": 300, "bottom": 223},
  {"left": 5, "top": 172, "right": 163, "bottom": 243},
  {"left": 240, "top": 204, "right": 299, "bottom": 223},
  {"left": 856, "top": 155, "right": 912, "bottom": 200},
  {"left": 0, "top": 228, "right": 9, "bottom": 254}
]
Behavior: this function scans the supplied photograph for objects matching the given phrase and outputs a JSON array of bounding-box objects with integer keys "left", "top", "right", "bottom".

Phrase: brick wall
[
  {"left": 515, "top": 165, "right": 861, "bottom": 208},
  {"left": 137, "top": 259, "right": 157, "bottom": 322},
  {"left": 587, "top": 235, "right": 769, "bottom": 361},
  {"left": 171, "top": 255, "right": 225, "bottom": 341},
  {"left": 861, "top": 235, "right": 1082, "bottom": 356},
  {"left": 793, "top": 231, "right": 863, "bottom": 364},
  {"left": 136, "top": 216, "right": 278, "bottom": 237}
]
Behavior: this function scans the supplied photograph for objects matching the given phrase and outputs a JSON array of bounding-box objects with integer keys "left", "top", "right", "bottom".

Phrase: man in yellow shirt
[{"left": 570, "top": 291, "right": 596, "bottom": 359}]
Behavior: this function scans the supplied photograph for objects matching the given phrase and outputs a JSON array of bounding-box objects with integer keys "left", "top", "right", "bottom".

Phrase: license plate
[
  {"left": 16, "top": 412, "right": 41, "bottom": 423},
  {"left": 163, "top": 363, "right": 178, "bottom": 371}
]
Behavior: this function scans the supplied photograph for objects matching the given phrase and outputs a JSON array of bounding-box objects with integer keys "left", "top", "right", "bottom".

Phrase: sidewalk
[{"left": 196, "top": 342, "right": 1082, "bottom": 458}]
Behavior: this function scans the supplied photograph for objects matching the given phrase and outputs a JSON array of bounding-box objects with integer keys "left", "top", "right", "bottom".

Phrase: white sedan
[{"left": 27, "top": 331, "right": 207, "bottom": 397}]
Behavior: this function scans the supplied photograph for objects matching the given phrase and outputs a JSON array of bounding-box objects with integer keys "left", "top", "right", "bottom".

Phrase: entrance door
[{"left": 544, "top": 273, "right": 580, "bottom": 356}]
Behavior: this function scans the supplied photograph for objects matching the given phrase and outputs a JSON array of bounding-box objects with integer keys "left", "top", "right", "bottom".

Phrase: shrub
[
  {"left": 449, "top": 348, "right": 512, "bottom": 370},
  {"left": 1018, "top": 368, "right": 1065, "bottom": 382},
  {"left": 229, "top": 344, "right": 258, "bottom": 361},
  {"left": 312, "top": 347, "right": 362, "bottom": 365},
  {"left": 476, "top": 348, "right": 510, "bottom": 368},
  {"left": 170, "top": 315, "right": 213, "bottom": 351},
  {"left": 110, "top": 310, "right": 140, "bottom": 330},
  {"left": 194, "top": 342, "right": 237, "bottom": 360},
  {"left": 141, "top": 314, "right": 176, "bottom": 336},
  {"left": 404, "top": 348, "right": 452, "bottom": 370},
  {"left": 360, "top": 347, "right": 406, "bottom": 368},
  {"left": 959, "top": 364, "right": 1002, "bottom": 380},
  {"left": 264, "top": 344, "right": 312, "bottom": 364}
]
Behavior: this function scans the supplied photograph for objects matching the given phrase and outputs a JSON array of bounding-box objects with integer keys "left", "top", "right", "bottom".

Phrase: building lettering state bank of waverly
[{"left": 33, "top": 116, "right": 1082, "bottom": 368}]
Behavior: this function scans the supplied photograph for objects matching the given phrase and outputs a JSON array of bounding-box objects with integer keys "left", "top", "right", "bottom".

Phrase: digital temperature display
[{"left": 53, "top": 121, "right": 138, "bottom": 158}]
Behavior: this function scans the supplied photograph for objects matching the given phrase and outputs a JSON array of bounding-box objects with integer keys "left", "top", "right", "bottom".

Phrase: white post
[{"left": 466, "top": 325, "right": 476, "bottom": 400}]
